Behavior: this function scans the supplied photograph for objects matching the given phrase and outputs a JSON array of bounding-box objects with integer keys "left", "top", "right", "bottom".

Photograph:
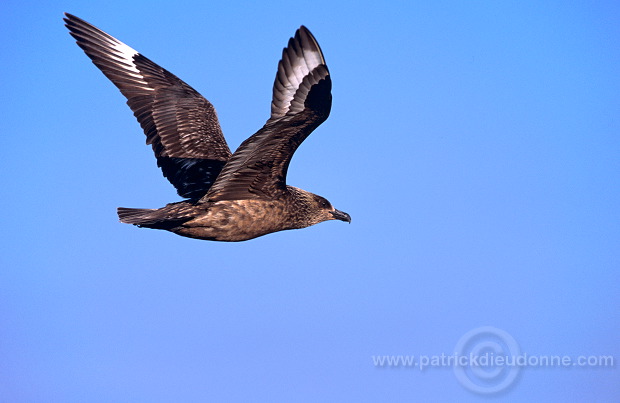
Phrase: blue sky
[{"left": 2, "top": 0, "right": 619, "bottom": 401}]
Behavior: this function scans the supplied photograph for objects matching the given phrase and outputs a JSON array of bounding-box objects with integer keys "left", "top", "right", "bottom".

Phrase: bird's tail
[
  {"left": 117, "top": 207, "right": 161, "bottom": 227},
  {"left": 117, "top": 206, "right": 191, "bottom": 230}
]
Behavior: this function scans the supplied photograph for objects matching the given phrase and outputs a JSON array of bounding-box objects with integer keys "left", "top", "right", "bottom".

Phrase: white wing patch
[{"left": 105, "top": 38, "right": 143, "bottom": 78}]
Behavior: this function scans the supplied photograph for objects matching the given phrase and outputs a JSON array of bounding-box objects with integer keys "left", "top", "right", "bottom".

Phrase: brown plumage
[{"left": 64, "top": 13, "right": 350, "bottom": 241}]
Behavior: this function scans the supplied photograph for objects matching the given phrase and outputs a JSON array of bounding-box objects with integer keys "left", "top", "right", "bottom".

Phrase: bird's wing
[
  {"left": 203, "top": 26, "right": 331, "bottom": 202},
  {"left": 64, "top": 13, "right": 232, "bottom": 199}
]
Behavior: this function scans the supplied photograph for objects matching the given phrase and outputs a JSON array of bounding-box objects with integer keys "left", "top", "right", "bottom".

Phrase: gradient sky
[{"left": 2, "top": 1, "right": 619, "bottom": 401}]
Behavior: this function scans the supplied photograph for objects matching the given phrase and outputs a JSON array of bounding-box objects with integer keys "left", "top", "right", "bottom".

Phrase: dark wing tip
[
  {"left": 296, "top": 26, "right": 326, "bottom": 66},
  {"left": 63, "top": 12, "right": 88, "bottom": 28}
]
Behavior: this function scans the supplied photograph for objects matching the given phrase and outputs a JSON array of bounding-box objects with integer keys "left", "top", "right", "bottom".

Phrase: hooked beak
[{"left": 330, "top": 209, "right": 351, "bottom": 223}]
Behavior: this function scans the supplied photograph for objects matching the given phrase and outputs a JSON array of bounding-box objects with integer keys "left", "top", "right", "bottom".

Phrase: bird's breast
[{"left": 174, "top": 199, "right": 294, "bottom": 242}]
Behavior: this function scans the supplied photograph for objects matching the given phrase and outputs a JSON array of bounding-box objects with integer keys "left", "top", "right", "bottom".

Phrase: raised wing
[
  {"left": 203, "top": 26, "right": 331, "bottom": 202},
  {"left": 64, "top": 13, "right": 232, "bottom": 199}
]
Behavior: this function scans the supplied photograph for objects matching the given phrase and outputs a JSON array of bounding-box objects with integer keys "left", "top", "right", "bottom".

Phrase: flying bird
[{"left": 64, "top": 13, "right": 350, "bottom": 242}]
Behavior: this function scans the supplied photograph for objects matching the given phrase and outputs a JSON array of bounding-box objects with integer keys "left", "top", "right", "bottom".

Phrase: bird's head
[{"left": 289, "top": 187, "right": 351, "bottom": 228}]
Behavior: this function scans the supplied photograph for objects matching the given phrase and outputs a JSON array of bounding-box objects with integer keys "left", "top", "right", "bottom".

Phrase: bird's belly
[{"left": 173, "top": 199, "right": 291, "bottom": 242}]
